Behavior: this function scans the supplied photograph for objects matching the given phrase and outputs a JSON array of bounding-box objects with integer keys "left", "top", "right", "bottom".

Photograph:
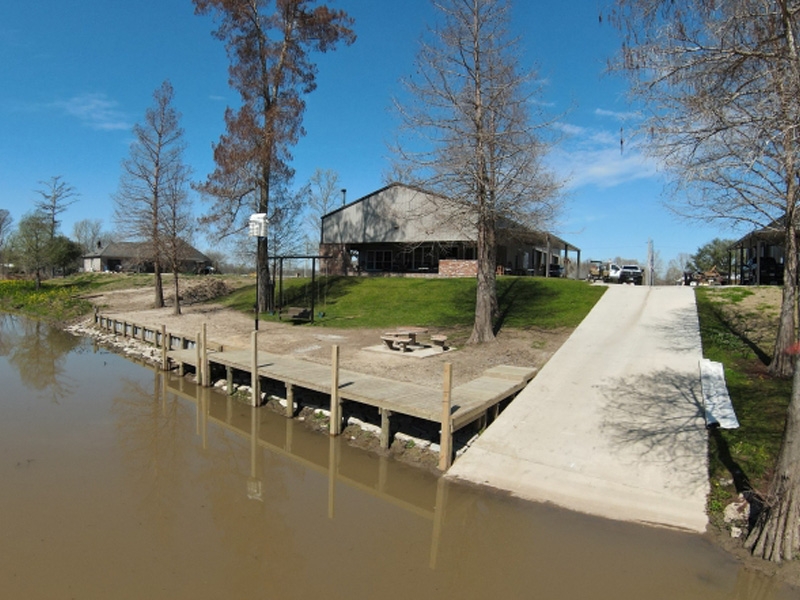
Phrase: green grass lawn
[
  {"left": 695, "top": 287, "right": 790, "bottom": 523},
  {"left": 220, "top": 275, "right": 606, "bottom": 331}
]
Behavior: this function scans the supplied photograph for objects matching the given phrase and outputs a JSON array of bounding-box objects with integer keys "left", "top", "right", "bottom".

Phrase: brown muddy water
[{"left": 0, "top": 314, "right": 796, "bottom": 599}]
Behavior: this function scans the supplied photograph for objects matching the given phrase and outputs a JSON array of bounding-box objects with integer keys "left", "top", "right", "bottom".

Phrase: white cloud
[
  {"left": 549, "top": 126, "right": 661, "bottom": 190},
  {"left": 553, "top": 122, "right": 586, "bottom": 136},
  {"left": 51, "top": 93, "right": 131, "bottom": 131},
  {"left": 594, "top": 108, "right": 642, "bottom": 122}
]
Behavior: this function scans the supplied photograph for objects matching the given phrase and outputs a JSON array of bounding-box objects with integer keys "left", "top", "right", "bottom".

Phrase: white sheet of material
[{"left": 700, "top": 358, "right": 740, "bottom": 429}]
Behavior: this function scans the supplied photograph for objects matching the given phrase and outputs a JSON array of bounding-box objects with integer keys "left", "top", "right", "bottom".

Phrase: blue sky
[{"left": 0, "top": 0, "right": 740, "bottom": 267}]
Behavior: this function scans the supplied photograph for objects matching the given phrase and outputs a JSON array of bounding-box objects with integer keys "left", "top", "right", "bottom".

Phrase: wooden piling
[
  {"left": 380, "top": 408, "right": 392, "bottom": 450},
  {"left": 160, "top": 324, "right": 168, "bottom": 371},
  {"left": 201, "top": 323, "right": 209, "bottom": 387},
  {"left": 195, "top": 331, "right": 202, "bottom": 384},
  {"left": 330, "top": 345, "right": 341, "bottom": 436},
  {"left": 251, "top": 330, "right": 259, "bottom": 406},
  {"left": 439, "top": 362, "right": 453, "bottom": 471},
  {"left": 286, "top": 383, "right": 294, "bottom": 418}
]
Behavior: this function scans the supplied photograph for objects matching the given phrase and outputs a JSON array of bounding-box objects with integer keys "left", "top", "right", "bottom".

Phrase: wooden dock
[{"left": 93, "top": 312, "right": 536, "bottom": 470}]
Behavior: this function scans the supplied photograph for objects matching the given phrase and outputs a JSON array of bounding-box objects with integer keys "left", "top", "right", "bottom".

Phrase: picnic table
[{"left": 381, "top": 327, "right": 429, "bottom": 351}]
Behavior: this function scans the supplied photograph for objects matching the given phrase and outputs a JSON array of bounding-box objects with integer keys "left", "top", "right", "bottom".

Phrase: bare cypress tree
[
  {"left": 612, "top": 0, "right": 800, "bottom": 562},
  {"left": 0, "top": 209, "right": 12, "bottom": 278},
  {"left": 72, "top": 219, "right": 103, "bottom": 254},
  {"left": 193, "top": 0, "right": 355, "bottom": 313},
  {"left": 114, "top": 80, "right": 189, "bottom": 309},
  {"left": 161, "top": 171, "right": 194, "bottom": 315},
  {"left": 394, "top": 0, "right": 561, "bottom": 344},
  {"left": 34, "top": 175, "right": 78, "bottom": 240},
  {"left": 303, "top": 168, "right": 341, "bottom": 244}
]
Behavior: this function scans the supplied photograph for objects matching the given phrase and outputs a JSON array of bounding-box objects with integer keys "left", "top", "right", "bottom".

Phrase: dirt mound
[{"left": 176, "top": 278, "right": 230, "bottom": 305}]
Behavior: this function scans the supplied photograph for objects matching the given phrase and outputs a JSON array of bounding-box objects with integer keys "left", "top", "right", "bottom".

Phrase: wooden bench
[
  {"left": 381, "top": 334, "right": 413, "bottom": 352},
  {"left": 281, "top": 307, "right": 312, "bottom": 322},
  {"left": 430, "top": 334, "right": 448, "bottom": 350}
]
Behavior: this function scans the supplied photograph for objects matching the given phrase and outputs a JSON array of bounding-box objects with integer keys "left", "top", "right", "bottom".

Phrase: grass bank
[
  {"left": 0, "top": 273, "right": 160, "bottom": 321},
  {"left": 695, "top": 287, "right": 790, "bottom": 526},
  {"left": 220, "top": 275, "right": 605, "bottom": 331},
  {"left": 0, "top": 278, "right": 95, "bottom": 321}
]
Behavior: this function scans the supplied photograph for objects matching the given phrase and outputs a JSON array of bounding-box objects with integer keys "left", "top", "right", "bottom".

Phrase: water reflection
[
  {"left": 1, "top": 313, "right": 798, "bottom": 599},
  {"left": 0, "top": 313, "right": 82, "bottom": 402}
]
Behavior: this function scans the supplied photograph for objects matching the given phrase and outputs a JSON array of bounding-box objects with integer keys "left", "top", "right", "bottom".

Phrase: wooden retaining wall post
[
  {"left": 195, "top": 331, "right": 202, "bottom": 385},
  {"left": 201, "top": 323, "right": 209, "bottom": 387},
  {"left": 160, "top": 325, "right": 168, "bottom": 371},
  {"left": 251, "top": 330, "right": 260, "bottom": 406},
  {"left": 286, "top": 383, "right": 294, "bottom": 418},
  {"left": 329, "top": 345, "right": 341, "bottom": 436},
  {"left": 380, "top": 408, "right": 392, "bottom": 450},
  {"left": 226, "top": 366, "right": 233, "bottom": 396},
  {"left": 439, "top": 362, "right": 453, "bottom": 472}
]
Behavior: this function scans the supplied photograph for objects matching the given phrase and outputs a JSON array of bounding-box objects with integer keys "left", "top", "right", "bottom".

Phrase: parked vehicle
[
  {"left": 605, "top": 263, "right": 622, "bottom": 283},
  {"left": 587, "top": 260, "right": 607, "bottom": 282},
  {"left": 548, "top": 263, "right": 565, "bottom": 278},
  {"left": 619, "top": 264, "right": 644, "bottom": 285}
]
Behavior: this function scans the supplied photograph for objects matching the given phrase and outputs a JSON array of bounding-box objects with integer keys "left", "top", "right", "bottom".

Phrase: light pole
[{"left": 248, "top": 213, "right": 270, "bottom": 330}]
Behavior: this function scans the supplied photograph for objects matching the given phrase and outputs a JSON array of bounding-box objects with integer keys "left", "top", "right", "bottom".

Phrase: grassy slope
[
  {"left": 695, "top": 287, "right": 790, "bottom": 524},
  {"left": 219, "top": 275, "right": 606, "bottom": 331}
]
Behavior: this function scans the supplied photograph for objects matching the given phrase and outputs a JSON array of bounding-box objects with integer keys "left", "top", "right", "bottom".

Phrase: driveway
[{"left": 446, "top": 285, "right": 709, "bottom": 532}]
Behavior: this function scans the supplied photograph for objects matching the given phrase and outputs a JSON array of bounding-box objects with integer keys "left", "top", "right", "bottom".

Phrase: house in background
[
  {"left": 83, "top": 241, "right": 212, "bottom": 274},
  {"left": 319, "top": 183, "right": 580, "bottom": 278},
  {"left": 729, "top": 220, "right": 786, "bottom": 285}
]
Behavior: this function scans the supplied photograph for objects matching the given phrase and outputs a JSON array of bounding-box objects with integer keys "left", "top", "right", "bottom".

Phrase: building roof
[
  {"left": 321, "top": 182, "right": 579, "bottom": 252},
  {"left": 83, "top": 240, "right": 211, "bottom": 263}
]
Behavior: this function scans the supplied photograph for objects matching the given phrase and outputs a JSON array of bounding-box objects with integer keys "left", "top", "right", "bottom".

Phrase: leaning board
[{"left": 699, "top": 358, "right": 739, "bottom": 429}]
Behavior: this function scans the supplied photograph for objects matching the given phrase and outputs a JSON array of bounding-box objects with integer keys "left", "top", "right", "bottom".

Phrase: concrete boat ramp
[{"left": 448, "top": 285, "right": 710, "bottom": 532}]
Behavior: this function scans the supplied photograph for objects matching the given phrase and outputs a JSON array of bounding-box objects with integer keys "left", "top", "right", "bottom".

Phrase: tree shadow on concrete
[
  {"left": 652, "top": 302, "right": 704, "bottom": 356},
  {"left": 598, "top": 367, "right": 709, "bottom": 492}
]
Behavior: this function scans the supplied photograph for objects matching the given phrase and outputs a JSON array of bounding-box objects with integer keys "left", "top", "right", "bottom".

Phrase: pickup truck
[
  {"left": 619, "top": 264, "right": 644, "bottom": 285},
  {"left": 605, "top": 263, "right": 622, "bottom": 283}
]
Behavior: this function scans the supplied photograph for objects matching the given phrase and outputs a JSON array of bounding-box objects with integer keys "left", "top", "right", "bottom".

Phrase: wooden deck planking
[
  {"left": 167, "top": 346, "right": 534, "bottom": 432},
  {"left": 451, "top": 377, "right": 530, "bottom": 429}
]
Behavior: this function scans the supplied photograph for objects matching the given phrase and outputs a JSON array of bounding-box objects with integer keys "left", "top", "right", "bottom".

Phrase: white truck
[
  {"left": 605, "top": 263, "right": 622, "bottom": 283},
  {"left": 589, "top": 262, "right": 642, "bottom": 285}
]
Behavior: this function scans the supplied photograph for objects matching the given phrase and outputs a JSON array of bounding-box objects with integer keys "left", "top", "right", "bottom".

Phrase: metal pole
[
  {"left": 254, "top": 247, "right": 259, "bottom": 331},
  {"left": 311, "top": 257, "right": 316, "bottom": 323}
]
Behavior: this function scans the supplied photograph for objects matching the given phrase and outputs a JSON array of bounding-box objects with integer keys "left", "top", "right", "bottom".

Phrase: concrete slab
[
  {"left": 447, "top": 286, "right": 709, "bottom": 532},
  {"left": 362, "top": 344, "right": 454, "bottom": 359}
]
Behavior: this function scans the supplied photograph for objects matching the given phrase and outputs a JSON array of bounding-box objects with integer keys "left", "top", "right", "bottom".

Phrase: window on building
[{"left": 365, "top": 249, "right": 393, "bottom": 271}]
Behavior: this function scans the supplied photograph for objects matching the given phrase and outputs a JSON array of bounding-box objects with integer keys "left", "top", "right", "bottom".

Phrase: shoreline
[{"left": 65, "top": 315, "right": 461, "bottom": 474}]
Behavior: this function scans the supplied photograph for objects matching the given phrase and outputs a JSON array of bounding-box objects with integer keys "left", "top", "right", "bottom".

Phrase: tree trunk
[
  {"left": 745, "top": 352, "right": 800, "bottom": 561},
  {"left": 468, "top": 215, "right": 497, "bottom": 344},
  {"left": 172, "top": 270, "right": 181, "bottom": 316},
  {"left": 257, "top": 236, "right": 272, "bottom": 313},
  {"left": 769, "top": 213, "right": 798, "bottom": 378},
  {"left": 153, "top": 259, "right": 164, "bottom": 309}
]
